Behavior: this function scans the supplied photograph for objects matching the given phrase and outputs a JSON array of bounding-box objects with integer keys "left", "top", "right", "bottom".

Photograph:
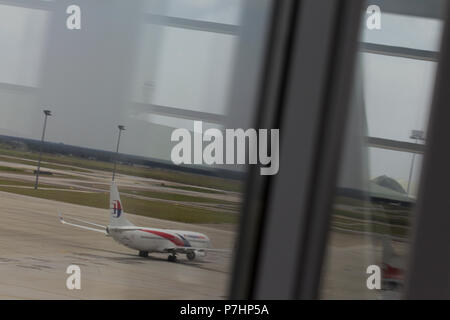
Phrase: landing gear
[
  {"left": 139, "top": 251, "right": 149, "bottom": 257},
  {"left": 168, "top": 254, "right": 177, "bottom": 262},
  {"left": 186, "top": 251, "right": 196, "bottom": 261}
]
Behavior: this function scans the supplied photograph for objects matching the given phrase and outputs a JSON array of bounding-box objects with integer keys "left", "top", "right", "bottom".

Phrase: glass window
[
  {"left": 0, "top": 4, "right": 50, "bottom": 87},
  {"left": 132, "top": 25, "right": 238, "bottom": 116},
  {"left": 362, "top": 13, "right": 444, "bottom": 51},
  {"left": 144, "top": 0, "right": 244, "bottom": 25},
  {"left": 363, "top": 55, "right": 436, "bottom": 143},
  {"left": 320, "top": 0, "right": 445, "bottom": 299},
  {"left": 0, "top": 4, "right": 50, "bottom": 140},
  {"left": 0, "top": 0, "right": 271, "bottom": 299}
]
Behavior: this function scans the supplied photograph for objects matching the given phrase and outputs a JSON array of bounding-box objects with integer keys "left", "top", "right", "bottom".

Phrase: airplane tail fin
[
  {"left": 109, "top": 182, "right": 133, "bottom": 227},
  {"left": 381, "top": 237, "right": 404, "bottom": 283}
]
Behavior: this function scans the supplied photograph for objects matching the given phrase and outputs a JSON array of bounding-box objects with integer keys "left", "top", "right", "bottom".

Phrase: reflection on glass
[
  {"left": 320, "top": 0, "right": 444, "bottom": 299},
  {"left": 0, "top": 1, "right": 270, "bottom": 299},
  {"left": 133, "top": 25, "right": 237, "bottom": 116},
  {"left": 362, "top": 13, "right": 444, "bottom": 51},
  {"left": 144, "top": 0, "right": 244, "bottom": 25},
  {"left": 0, "top": 4, "right": 50, "bottom": 87}
]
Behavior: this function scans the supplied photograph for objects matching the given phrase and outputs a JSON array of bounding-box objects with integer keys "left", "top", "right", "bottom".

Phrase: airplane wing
[
  {"left": 59, "top": 213, "right": 108, "bottom": 235},
  {"left": 65, "top": 216, "right": 107, "bottom": 229}
]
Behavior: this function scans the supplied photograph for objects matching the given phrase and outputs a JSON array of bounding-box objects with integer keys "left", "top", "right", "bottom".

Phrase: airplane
[
  {"left": 59, "top": 182, "right": 228, "bottom": 262},
  {"left": 380, "top": 237, "right": 404, "bottom": 299}
]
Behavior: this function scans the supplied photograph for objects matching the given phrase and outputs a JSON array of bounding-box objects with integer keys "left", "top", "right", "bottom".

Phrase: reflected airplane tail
[{"left": 381, "top": 237, "right": 404, "bottom": 285}]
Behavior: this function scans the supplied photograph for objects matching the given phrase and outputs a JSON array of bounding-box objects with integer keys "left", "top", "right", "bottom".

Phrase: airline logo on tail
[{"left": 112, "top": 200, "right": 122, "bottom": 218}]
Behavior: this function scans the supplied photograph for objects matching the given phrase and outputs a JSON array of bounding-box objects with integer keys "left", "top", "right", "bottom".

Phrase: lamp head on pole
[
  {"left": 410, "top": 130, "right": 425, "bottom": 141},
  {"left": 43, "top": 110, "right": 52, "bottom": 116},
  {"left": 118, "top": 125, "right": 125, "bottom": 131}
]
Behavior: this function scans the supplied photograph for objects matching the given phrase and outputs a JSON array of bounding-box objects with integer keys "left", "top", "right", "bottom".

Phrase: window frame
[
  {"left": 404, "top": 0, "right": 450, "bottom": 300},
  {"left": 230, "top": 0, "right": 363, "bottom": 299}
]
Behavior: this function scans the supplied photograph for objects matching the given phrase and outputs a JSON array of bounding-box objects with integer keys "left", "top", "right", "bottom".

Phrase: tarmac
[
  {"left": 0, "top": 156, "right": 406, "bottom": 300},
  {"left": 0, "top": 191, "right": 235, "bottom": 299}
]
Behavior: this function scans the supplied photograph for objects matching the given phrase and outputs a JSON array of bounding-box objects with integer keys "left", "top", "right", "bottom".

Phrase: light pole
[
  {"left": 112, "top": 125, "right": 125, "bottom": 181},
  {"left": 407, "top": 130, "right": 425, "bottom": 195},
  {"left": 34, "top": 110, "right": 52, "bottom": 190}
]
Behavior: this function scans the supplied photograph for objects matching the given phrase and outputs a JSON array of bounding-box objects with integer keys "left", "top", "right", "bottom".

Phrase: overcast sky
[
  {"left": 362, "top": 12, "right": 443, "bottom": 191},
  {"left": 0, "top": 2, "right": 444, "bottom": 192}
]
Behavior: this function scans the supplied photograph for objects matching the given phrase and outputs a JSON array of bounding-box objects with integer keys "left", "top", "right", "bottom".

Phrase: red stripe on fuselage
[{"left": 139, "top": 229, "right": 185, "bottom": 247}]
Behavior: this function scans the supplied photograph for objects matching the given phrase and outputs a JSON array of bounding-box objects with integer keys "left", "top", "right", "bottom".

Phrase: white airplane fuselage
[{"left": 109, "top": 226, "right": 211, "bottom": 253}]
